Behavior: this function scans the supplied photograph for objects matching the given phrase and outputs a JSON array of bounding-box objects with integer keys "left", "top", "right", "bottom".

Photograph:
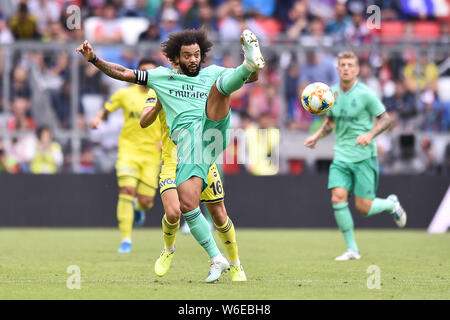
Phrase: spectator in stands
[
  {"left": 274, "top": 0, "right": 298, "bottom": 25},
  {"left": 92, "top": 3, "right": 123, "bottom": 44},
  {"left": 5, "top": 97, "right": 37, "bottom": 172},
  {"left": 245, "top": 112, "right": 280, "bottom": 175},
  {"left": 302, "top": 17, "right": 333, "bottom": 46},
  {"left": 299, "top": 50, "right": 339, "bottom": 90},
  {"left": 183, "top": 0, "right": 217, "bottom": 34},
  {"left": 359, "top": 61, "right": 382, "bottom": 97},
  {"left": 146, "top": 0, "right": 164, "bottom": 19},
  {"left": 8, "top": 2, "right": 41, "bottom": 40},
  {"left": 0, "top": 139, "right": 19, "bottom": 174},
  {"left": 383, "top": 80, "right": 417, "bottom": 130},
  {"left": 247, "top": 83, "right": 280, "bottom": 126},
  {"left": 7, "top": 96, "right": 36, "bottom": 132},
  {"left": 285, "top": 0, "right": 310, "bottom": 40},
  {"left": 158, "top": 7, "right": 182, "bottom": 41},
  {"left": 35, "top": 20, "right": 70, "bottom": 126},
  {"left": 417, "top": 90, "right": 441, "bottom": 132},
  {"left": 30, "top": 124, "right": 63, "bottom": 174},
  {"left": 345, "top": 6, "right": 372, "bottom": 45},
  {"left": 308, "top": 0, "right": 336, "bottom": 20},
  {"left": 217, "top": 0, "right": 247, "bottom": 42},
  {"left": 0, "top": 14, "right": 14, "bottom": 43},
  {"left": 11, "top": 65, "right": 32, "bottom": 100},
  {"left": 117, "top": 0, "right": 148, "bottom": 18},
  {"left": 404, "top": 52, "right": 439, "bottom": 93},
  {"left": 284, "top": 58, "right": 301, "bottom": 120},
  {"left": 42, "top": 19, "right": 69, "bottom": 42},
  {"left": 324, "top": 0, "right": 352, "bottom": 40},
  {"left": 28, "top": 0, "right": 62, "bottom": 36},
  {"left": 138, "top": 21, "right": 160, "bottom": 41}
]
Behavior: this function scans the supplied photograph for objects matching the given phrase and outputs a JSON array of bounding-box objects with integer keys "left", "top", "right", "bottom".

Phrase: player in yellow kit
[
  {"left": 141, "top": 87, "right": 247, "bottom": 281},
  {"left": 90, "top": 58, "right": 162, "bottom": 253}
]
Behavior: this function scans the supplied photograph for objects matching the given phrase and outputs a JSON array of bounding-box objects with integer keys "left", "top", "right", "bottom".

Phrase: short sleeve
[
  {"left": 104, "top": 89, "right": 124, "bottom": 112},
  {"left": 146, "top": 66, "right": 167, "bottom": 89},
  {"left": 366, "top": 90, "right": 386, "bottom": 117},
  {"left": 327, "top": 87, "right": 338, "bottom": 118}
]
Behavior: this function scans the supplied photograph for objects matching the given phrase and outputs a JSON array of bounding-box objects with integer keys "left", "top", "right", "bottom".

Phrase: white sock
[
  {"left": 165, "top": 246, "right": 176, "bottom": 253},
  {"left": 230, "top": 260, "right": 240, "bottom": 266}
]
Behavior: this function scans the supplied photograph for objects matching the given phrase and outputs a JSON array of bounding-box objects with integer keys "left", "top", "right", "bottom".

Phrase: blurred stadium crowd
[{"left": 0, "top": 0, "right": 449, "bottom": 175}]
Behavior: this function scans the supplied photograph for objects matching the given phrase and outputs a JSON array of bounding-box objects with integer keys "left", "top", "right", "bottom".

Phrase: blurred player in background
[
  {"left": 90, "top": 58, "right": 162, "bottom": 253},
  {"left": 304, "top": 51, "right": 407, "bottom": 261},
  {"left": 141, "top": 82, "right": 247, "bottom": 281}
]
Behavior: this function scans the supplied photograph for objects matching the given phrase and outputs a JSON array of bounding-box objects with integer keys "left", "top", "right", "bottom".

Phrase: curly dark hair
[{"left": 161, "top": 29, "right": 213, "bottom": 64}]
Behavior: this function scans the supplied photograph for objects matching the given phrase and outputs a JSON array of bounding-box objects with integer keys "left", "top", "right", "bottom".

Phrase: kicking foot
[
  {"left": 388, "top": 194, "right": 407, "bottom": 228},
  {"left": 241, "top": 29, "right": 265, "bottom": 72},
  {"left": 205, "top": 254, "right": 230, "bottom": 283}
]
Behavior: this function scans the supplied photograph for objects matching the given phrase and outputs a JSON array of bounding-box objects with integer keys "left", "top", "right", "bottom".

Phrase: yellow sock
[
  {"left": 215, "top": 217, "right": 239, "bottom": 263},
  {"left": 162, "top": 214, "right": 180, "bottom": 250},
  {"left": 117, "top": 194, "right": 134, "bottom": 240},
  {"left": 135, "top": 200, "right": 154, "bottom": 211}
]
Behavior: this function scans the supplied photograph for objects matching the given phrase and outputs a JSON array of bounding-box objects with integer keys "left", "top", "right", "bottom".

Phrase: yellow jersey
[
  {"left": 157, "top": 108, "right": 177, "bottom": 168},
  {"left": 105, "top": 85, "right": 161, "bottom": 158}
]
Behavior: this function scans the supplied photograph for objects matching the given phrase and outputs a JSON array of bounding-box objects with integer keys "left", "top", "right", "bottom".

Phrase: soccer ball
[{"left": 301, "top": 82, "right": 335, "bottom": 115}]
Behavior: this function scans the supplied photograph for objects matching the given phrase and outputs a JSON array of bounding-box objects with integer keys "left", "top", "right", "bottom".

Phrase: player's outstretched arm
[
  {"left": 90, "top": 108, "right": 110, "bottom": 129},
  {"left": 304, "top": 116, "right": 335, "bottom": 149},
  {"left": 356, "top": 111, "right": 392, "bottom": 146},
  {"left": 140, "top": 101, "right": 162, "bottom": 128},
  {"left": 76, "top": 40, "right": 136, "bottom": 83}
]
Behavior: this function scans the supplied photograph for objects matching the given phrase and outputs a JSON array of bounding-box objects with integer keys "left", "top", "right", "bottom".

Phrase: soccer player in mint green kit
[
  {"left": 76, "top": 29, "right": 264, "bottom": 281},
  {"left": 304, "top": 51, "right": 406, "bottom": 261}
]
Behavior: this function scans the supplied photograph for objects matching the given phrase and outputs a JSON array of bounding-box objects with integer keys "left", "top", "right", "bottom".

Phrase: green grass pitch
[{"left": 0, "top": 228, "right": 448, "bottom": 300}]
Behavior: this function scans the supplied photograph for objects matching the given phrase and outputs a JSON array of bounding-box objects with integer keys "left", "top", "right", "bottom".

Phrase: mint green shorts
[
  {"left": 328, "top": 157, "right": 379, "bottom": 199},
  {"left": 174, "top": 109, "right": 231, "bottom": 190}
]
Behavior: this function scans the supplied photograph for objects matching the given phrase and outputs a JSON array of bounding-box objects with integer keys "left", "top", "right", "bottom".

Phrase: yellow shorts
[
  {"left": 116, "top": 155, "right": 160, "bottom": 197},
  {"left": 159, "top": 162, "right": 225, "bottom": 203}
]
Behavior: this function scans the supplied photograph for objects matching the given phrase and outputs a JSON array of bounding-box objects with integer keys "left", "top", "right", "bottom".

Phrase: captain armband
[{"left": 133, "top": 69, "right": 148, "bottom": 85}]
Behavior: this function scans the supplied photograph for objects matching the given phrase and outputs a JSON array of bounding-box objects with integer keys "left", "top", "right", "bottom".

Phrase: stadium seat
[
  {"left": 413, "top": 21, "right": 441, "bottom": 40},
  {"left": 379, "top": 21, "right": 405, "bottom": 41}
]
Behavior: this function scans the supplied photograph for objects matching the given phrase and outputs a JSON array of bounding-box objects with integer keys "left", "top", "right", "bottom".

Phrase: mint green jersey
[
  {"left": 327, "top": 81, "right": 386, "bottom": 163},
  {"left": 146, "top": 65, "right": 233, "bottom": 136}
]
